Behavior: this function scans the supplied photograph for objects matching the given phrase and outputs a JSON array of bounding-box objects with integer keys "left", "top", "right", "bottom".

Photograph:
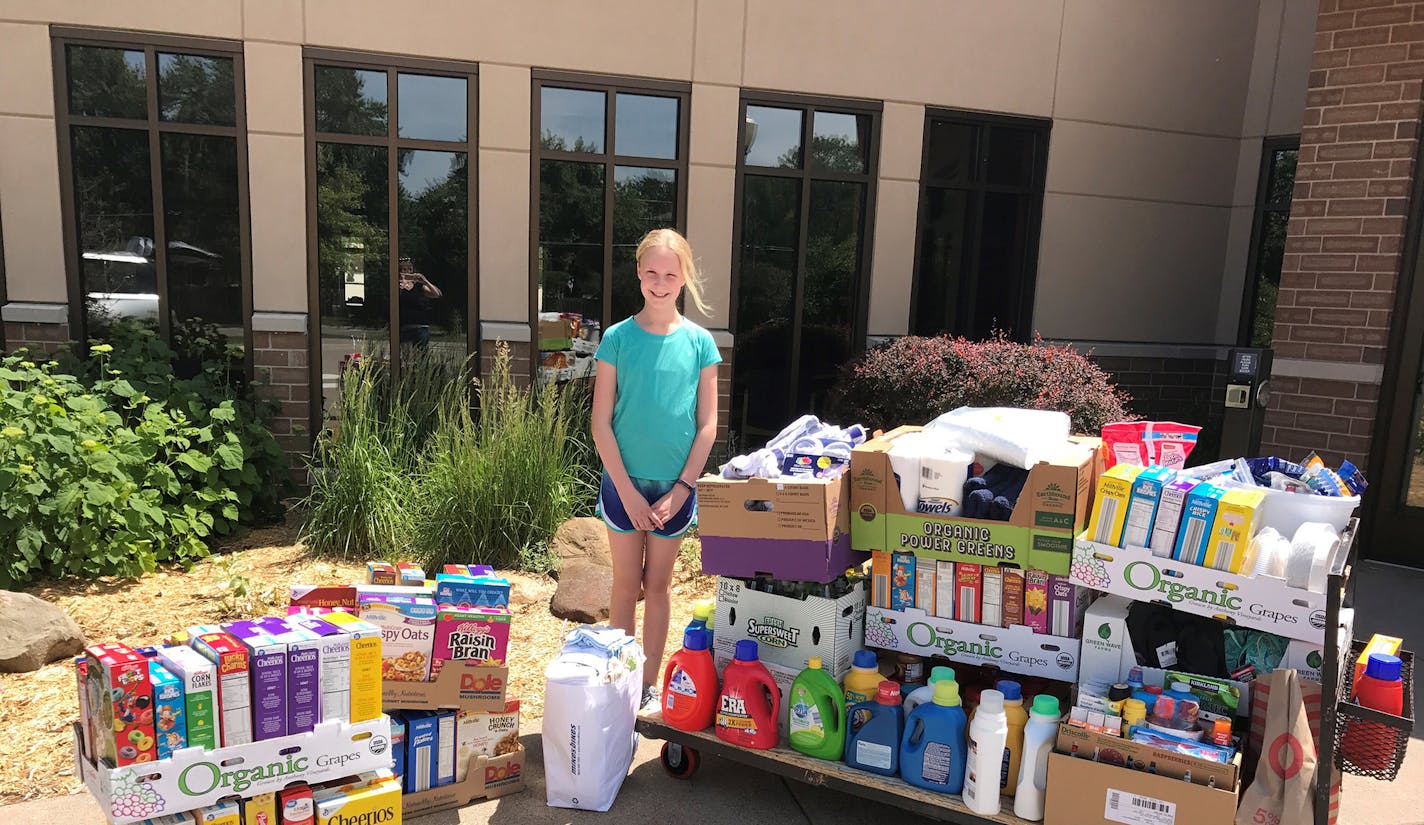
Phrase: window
[
  {"left": 53, "top": 29, "right": 250, "bottom": 350},
  {"left": 911, "top": 110, "right": 1049, "bottom": 340},
  {"left": 1242, "top": 137, "right": 1298, "bottom": 348},
  {"left": 531, "top": 72, "right": 690, "bottom": 370},
  {"left": 304, "top": 50, "right": 477, "bottom": 413},
  {"left": 732, "top": 93, "right": 880, "bottom": 439}
]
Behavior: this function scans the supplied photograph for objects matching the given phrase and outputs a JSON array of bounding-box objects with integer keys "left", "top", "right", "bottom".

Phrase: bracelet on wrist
[{"left": 675, "top": 478, "right": 696, "bottom": 494}]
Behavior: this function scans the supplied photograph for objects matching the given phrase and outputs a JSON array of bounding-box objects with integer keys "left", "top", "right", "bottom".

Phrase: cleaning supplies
[
  {"left": 997, "top": 680, "right": 1027, "bottom": 798},
  {"left": 715, "top": 640, "right": 780, "bottom": 749},
  {"left": 903, "top": 666, "right": 956, "bottom": 715},
  {"left": 899, "top": 679, "right": 968, "bottom": 793},
  {"left": 845, "top": 681, "right": 903, "bottom": 776},
  {"left": 843, "top": 649, "right": 882, "bottom": 706},
  {"left": 962, "top": 688, "right": 1008, "bottom": 816},
  {"left": 687, "top": 599, "right": 714, "bottom": 641},
  {"left": 1342, "top": 653, "right": 1405, "bottom": 771},
  {"left": 1013, "top": 695, "right": 1061, "bottom": 821},
  {"left": 661, "top": 628, "right": 719, "bottom": 732},
  {"left": 1352, "top": 635, "right": 1403, "bottom": 697},
  {"left": 787, "top": 657, "right": 846, "bottom": 760}
]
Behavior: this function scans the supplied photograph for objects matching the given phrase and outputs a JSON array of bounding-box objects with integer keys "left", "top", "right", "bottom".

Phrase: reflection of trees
[
  {"left": 68, "top": 46, "right": 146, "bottom": 117},
  {"left": 315, "top": 67, "right": 388, "bottom": 134},
  {"left": 317, "top": 144, "right": 389, "bottom": 330},
  {"left": 399, "top": 151, "right": 468, "bottom": 336},
  {"left": 159, "top": 54, "right": 235, "bottom": 124}
]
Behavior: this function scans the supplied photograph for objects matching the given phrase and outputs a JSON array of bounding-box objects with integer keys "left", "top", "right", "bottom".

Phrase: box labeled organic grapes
[{"left": 863, "top": 604, "right": 1082, "bottom": 682}]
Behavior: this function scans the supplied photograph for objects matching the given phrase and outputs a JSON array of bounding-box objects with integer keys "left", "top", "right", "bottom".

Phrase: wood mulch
[{"left": 0, "top": 521, "right": 715, "bottom": 805}]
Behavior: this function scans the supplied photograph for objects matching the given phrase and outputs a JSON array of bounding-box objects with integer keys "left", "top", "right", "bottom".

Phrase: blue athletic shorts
[{"left": 597, "top": 471, "right": 696, "bottom": 538}]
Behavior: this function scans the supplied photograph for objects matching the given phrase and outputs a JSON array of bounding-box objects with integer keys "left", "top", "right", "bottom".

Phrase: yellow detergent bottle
[
  {"left": 997, "top": 680, "right": 1028, "bottom": 798},
  {"left": 843, "top": 649, "right": 883, "bottom": 705}
]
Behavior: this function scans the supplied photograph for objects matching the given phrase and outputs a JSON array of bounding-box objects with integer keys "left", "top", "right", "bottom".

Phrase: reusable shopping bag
[
  {"left": 1236, "top": 668, "right": 1322, "bottom": 825},
  {"left": 542, "top": 629, "right": 644, "bottom": 811}
]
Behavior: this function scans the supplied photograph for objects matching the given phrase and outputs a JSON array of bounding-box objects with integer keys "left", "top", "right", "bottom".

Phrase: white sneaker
[{"left": 640, "top": 684, "right": 660, "bottom": 712}]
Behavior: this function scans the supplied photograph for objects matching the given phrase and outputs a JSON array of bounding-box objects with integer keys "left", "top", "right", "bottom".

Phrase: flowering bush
[{"left": 830, "top": 333, "right": 1134, "bottom": 434}]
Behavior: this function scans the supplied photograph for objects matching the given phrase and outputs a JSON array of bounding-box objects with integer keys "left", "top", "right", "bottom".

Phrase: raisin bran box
[{"left": 432, "top": 606, "right": 513, "bottom": 678}]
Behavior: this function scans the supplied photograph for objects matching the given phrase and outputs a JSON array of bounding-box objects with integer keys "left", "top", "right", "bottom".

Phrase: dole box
[{"left": 433, "top": 606, "right": 512, "bottom": 677}]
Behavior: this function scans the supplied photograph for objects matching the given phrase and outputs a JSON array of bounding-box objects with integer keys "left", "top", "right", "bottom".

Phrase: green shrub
[
  {"left": 831, "top": 332, "right": 1134, "bottom": 434},
  {"left": 0, "top": 340, "right": 284, "bottom": 588},
  {"left": 301, "top": 344, "right": 599, "bottom": 571}
]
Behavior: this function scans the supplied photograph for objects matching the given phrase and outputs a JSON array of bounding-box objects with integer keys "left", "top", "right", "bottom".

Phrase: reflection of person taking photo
[{"left": 398, "top": 256, "right": 442, "bottom": 348}]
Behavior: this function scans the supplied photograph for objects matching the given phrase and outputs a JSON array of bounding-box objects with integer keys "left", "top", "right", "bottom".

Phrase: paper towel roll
[
  {"left": 887, "top": 432, "right": 925, "bottom": 513},
  {"left": 1250, "top": 527, "right": 1290, "bottom": 579},
  {"left": 918, "top": 448, "right": 974, "bottom": 516}
]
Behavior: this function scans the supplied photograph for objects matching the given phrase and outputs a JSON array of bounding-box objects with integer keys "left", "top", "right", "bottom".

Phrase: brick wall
[
  {"left": 1091, "top": 355, "right": 1229, "bottom": 461},
  {"left": 252, "top": 330, "right": 312, "bottom": 483},
  {"left": 481, "top": 338, "right": 532, "bottom": 388},
  {"left": 1262, "top": 0, "right": 1424, "bottom": 473},
  {"left": 3, "top": 319, "right": 70, "bottom": 357}
]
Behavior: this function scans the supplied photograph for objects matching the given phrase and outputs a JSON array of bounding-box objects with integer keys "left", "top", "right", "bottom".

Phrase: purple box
[
  {"left": 699, "top": 533, "right": 868, "bottom": 584},
  {"left": 1047, "top": 575, "right": 1091, "bottom": 638},
  {"left": 286, "top": 615, "right": 352, "bottom": 724},
  {"left": 222, "top": 620, "right": 288, "bottom": 740},
  {"left": 255, "top": 618, "right": 322, "bottom": 733}
]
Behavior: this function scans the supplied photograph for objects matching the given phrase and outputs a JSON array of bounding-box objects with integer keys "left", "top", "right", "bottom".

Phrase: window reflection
[
  {"left": 158, "top": 53, "right": 235, "bottom": 126},
  {"left": 611, "top": 166, "right": 676, "bottom": 321},
  {"left": 798, "top": 180, "right": 863, "bottom": 412},
  {"left": 615, "top": 94, "right": 678, "bottom": 159},
  {"left": 743, "top": 105, "right": 802, "bottom": 169},
  {"left": 734, "top": 175, "right": 801, "bottom": 437},
  {"left": 913, "top": 187, "right": 969, "bottom": 336},
  {"left": 811, "top": 112, "right": 867, "bottom": 174},
  {"left": 398, "top": 149, "right": 467, "bottom": 358},
  {"left": 398, "top": 73, "right": 466, "bottom": 142},
  {"left": 541, "top": 87, "right": 605, "bottom": 152},
  {"left": 925, "top": 121, "right": 976, "bottom": 183},
  {"left": 72, "top": 126, "right": 156, "bottom": 335},
  {"left": 162, "top": 133, "right": 243, "bottom": 340},
  {"left": 538, "top": 159, "right": 605, "bottom": 323},
  {"left": 315, "top": 66, "right": 388, "bottom": 136},
  {"left": 68, "top": 45, "right": 147, "bottom": 120}
]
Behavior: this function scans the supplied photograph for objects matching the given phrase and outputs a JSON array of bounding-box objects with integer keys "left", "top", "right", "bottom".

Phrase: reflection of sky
[
  {"left": 401, "top": 150, "right": 463, "bottom": 195},
  {"left": 541, "top": 87, "right": 606, "bottom": 151},
  {"left": 614, "top": 166, "right": 674, "bottom": 186},
  {"left": 744, "top": 105, "right": 803, "bottom": 168},
  {"left": 351, "top": 68, "right": 388, "bottom": 105},
  {"left": 815, "top": 112, "right": 861, "bottom": 148},
  {"left": 121, "top": 49, "right": 145, "bottom": 76},
  {"left": 614, "top": 94, "right": 678, "bottom": 159},
  {"left": 399, "top": 74, "right": 466, "bottom": 142}
]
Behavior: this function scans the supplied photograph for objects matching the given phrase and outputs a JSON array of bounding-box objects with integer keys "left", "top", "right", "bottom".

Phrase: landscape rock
[
  {"left": 0, "top": 590, "right": 86, "bottom": 673},
  {"left": 506, "top": 572, "right": 556, "bottom": 607},
  {"left": 550, "top": 517, "right": 611, "bottom": 569},
  {"left": 550, "top": 562, "right": 613, "bottom": 623}
]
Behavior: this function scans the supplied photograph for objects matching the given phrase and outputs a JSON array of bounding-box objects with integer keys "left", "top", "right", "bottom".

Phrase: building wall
[{"left": 0, "top": 1, "right": 1326, "bottom": 465}]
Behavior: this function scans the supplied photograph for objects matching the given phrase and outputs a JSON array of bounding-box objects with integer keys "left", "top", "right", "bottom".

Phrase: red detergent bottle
[
  {"left": 1342, "top": 653, "right": 1405, "bottom": 771},
  {"left": 662, "top": 627, "right": 719, "bottom": 731},
  {"left": 716, "top": 640, "right": 781, "bottom": 749}
]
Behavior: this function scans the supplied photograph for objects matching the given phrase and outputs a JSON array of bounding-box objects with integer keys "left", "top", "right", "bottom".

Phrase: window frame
[
  {"left": 908, "top": 107, "right": 1050, "bottom": 340},
  {"left": 528, "top": 69, "right": 692, "bottom": 347},
  {"left": 51, "top": 26, "right": 253, "bottom": 364},
  {"left": 302, "top": 47, "right": 479, "bottom": 429},
  {"left": 1239, "top": 134, "right": 1300, "bottom": 348}
]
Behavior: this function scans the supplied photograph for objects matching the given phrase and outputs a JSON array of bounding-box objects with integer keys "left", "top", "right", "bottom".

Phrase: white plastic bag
[
  {"left": 543, "top": 641, "right": 643, "bottom": 811},
  {"left": 924, "top": 407, "right": 1071, "bottom": 469}
]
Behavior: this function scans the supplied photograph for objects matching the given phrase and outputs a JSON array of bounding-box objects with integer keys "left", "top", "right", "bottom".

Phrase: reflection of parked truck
[{"left": 83, "top": 236, "right": 228, "bottom": 323}]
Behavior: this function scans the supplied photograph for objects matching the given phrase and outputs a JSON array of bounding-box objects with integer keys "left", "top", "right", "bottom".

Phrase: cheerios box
[
  {"left": 432, "top": 606, "right": 513, "bottom": 677},
  {"left": 222, "top": 621, "right": 288, "bottom": 741},
  {"left": 359, "top": 594, "right": 437, "bottom": 682},
  {"left": 320, "top": 612, "right": 382, "bottom": 722},
  {"left": 85, "top": 642, "right": 157, "bottom": 767},
  {"left": 147, "top": 661, "right": 187, "bottom": 760},
  {"left": 314, "top": 778, "right": 400, "bottom": 825}
]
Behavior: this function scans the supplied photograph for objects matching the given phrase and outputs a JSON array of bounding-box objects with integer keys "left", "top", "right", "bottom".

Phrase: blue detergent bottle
[
  {"left": 900, "top": 679, "right": 968, "bottom": 794},
  {"left": 845, "top": 680, "right": 903, "bottom": 777}
]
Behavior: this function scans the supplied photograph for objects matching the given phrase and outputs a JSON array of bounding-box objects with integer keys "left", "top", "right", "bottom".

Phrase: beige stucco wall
[{"left": 0, "top": 0, "right": 1319, "bottom": 345}]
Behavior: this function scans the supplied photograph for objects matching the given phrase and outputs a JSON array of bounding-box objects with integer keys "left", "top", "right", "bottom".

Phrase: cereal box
[
  {"left": 241, "top": 793, "right": 276, "bottom": 825},
  {"left": 321, "top": 612, "right": 382, "bottom": 722},
  {"left": 934, "top": 560, "right": 956, "bottom": 619},
  {"left": 197, "top": 799, "right": 240, "bottom": 825},
  {"left": 314, "top": 778, "right": 400, "bottom": 825},
  {"left": 1048, "top": 574, "right": 1091, "bottom": 637},
  {"left": 890, "top": 552, "right": 916, "bottom": 611},
  {"left": 1023, "top": 568, "right": 1050, "bottom": 634},
  {"left": 444, "top": 564, "right": 495, "bottom": 577},
  {"left": 143, "top": 814, "right": 196, "bottom": 825},
  {"left": 436, "top": 709, "right": 457, "bottom": 786},
  {"left": 1002, "top": 567, "right": 1026, "bottom": 628},
  {"left": 75, "top": 656, "right": 93, "bottom": 758},
  {"left": 223, "top": 621, "right": 288, "bottom": 741},
  {"left": 914, "top": 561, "right": 936, "bottom": 615},
  {"left": 288, "top": 585, "right": 358, "bottom": 614},
  {"left": 366, "top": 562, "right": 397, "bottom": 586},
  {"left": 255, "top": 618, "right": 323, "bottom": 733},
  {"left": 404, "top": 710, "right": 440, "bottom": 793},
  {"left": 360, "top": 595, "right": 437, "bottom": 682},
  {"left": 277, "top": 784, "right": 313, "bottom": 825},
  {"left": 285, "top": 615, "right": 351, "bottom": 724},
  {"left": 155, "top": 644, "right": 219, "bottom": 750},
  {"left": 148, "top": 661, "right": 187, "bottom": 760},
  {"left": 398, "top": 562, "right": 426, "bottom": 586},
  {"left": 189, "top": 631, "right": 253, "bottom": 746},
  {"left": 434, "top": 572, "right": 511, "bottom": 609},
  {"left": 432, "top": 606, "right": 513, "bottom": 677},
  {"left": 85, "top": 642, "right": 157, "bottom": 766},
  {"left": 390, "top": 714, "right": 406, "bottom": 781},
  {"left": 455, "top": 698, "right": 521, "bottom": 781},
  {"left": 870, "top": 550, "right": 892, "bottom": 609},
  {"left": 955, "top": 563, "right": 982, "bottom": 624}
]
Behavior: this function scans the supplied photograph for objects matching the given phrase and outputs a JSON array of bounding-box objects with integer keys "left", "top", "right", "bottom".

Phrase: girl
[{"left": 592, "top": 228, "right": 721, "bottom": 710}]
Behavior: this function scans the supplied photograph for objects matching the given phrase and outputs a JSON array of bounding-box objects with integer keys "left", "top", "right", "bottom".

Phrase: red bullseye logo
[{"left": 1267, "top": 732, "right": 1305, "bottom": 780}]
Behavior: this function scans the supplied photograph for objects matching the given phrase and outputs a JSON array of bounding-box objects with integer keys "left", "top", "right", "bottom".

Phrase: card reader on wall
[{"left": 1221, "top": 347, "right": 1273, "bottom": 457}]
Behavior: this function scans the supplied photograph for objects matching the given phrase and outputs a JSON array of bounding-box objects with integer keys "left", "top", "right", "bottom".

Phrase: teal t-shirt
[{"left": 595, "top": 316, "right": 722, "bottom": 480}]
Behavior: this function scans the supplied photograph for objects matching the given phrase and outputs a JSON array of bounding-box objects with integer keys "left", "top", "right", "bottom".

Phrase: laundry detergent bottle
[
  {"left": 903, "top": 666, "right": 956, "bottom": 716},
  {"left": 962, "top": 688, "right": 1008, "bottom": 816},
  {"left": 788, "top": 656, "right": 847, "bottom": 760},
  {"left": 997, "top": 680, "right": 1028, "bottom": 797},
  {"left": 843, "top": 649, "right": 882, "bottom": 706},
  {"left": 688, "top": 599, "right": 715, "bottom": 643},
  {"left": 899, "top": 678, "right": 968, "bottom": 794},
  {"left": 845, "top": 681, "right": 904, "bottom": 776},
  {"left": 715, "top": 640, "right": 781, "bottom": 749},
  {"left": 1013, "top": 695, "right": 1062, "bottom": 821},
  {"left": 661, "top": 628, "right": 719, "bottom": 732}
]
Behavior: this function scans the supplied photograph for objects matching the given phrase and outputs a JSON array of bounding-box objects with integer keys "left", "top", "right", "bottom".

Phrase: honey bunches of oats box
[{"left": 358, "top": 595, "right": 436, "bottom": 682}]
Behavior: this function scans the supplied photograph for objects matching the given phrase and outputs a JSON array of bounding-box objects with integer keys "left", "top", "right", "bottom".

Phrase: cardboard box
[
  {"left": 254, "top": 619, "right": 323, "bottom": 734},
  {"left": 1172, "top": 483, "right": 1227, "bottom": 564},
  {"left": 455, "top": 698, "right": 521, "bottom": 781},
  {"left": 400, "top": 745, "right": 526, "bottom": 818},
  {"left": 1023, "top": 568, "right": 1051, "bottom": 634},
  {"left": 275, "top": 785, "right": 312, "bottom": 825},
  {"left": 284, "top": 615, "right": 351, "bottom": 724},
  {"left": 404, "top": 711, "right": 441, "bottom": 793},
  {"left": 863, "top": 604, "right": 1081, "bottom": 682},
  {"left": 436, "top": 710, "right": 457, "bottom": 787},
  {"left": 148, "top": 661, "right": 188, "bottom": 760},
  {"left": 381, "top": 662, "right": 510, "bottom": 712},
  {"left": 432, "top": 606, "right": 513, "bottom": 677},
  {"left": 359, "top": 595, "right": 437, "bottom": 682},
  {"left": 981, "top": 566, "right": 1003, "bottom": 627},
  {"left": 242, "top": 793, "right": 276, "bottom": 825},
  {"left": 890, "top": 552, "right": 917, "bottom": 611},
  {"left": 1086, "top": 463, "right": 1140, "bottom": 547},
  {"left": 366, "top": 562, "right": 398, "bottom": 586},
  {"left": 1054, "top": 723, "right": 1240, "bottom": 788},
  {"left": 314, "top": 779, "right": 400, "bottom": 825},
  {"left": 1048, "top": 574, "right": 1091, "bottom": 638},
  {"left": 697, "top": 473, "right": 866, "bottom": 583},
  {"left": 1076, "top": 594, "right": 1136, "bottom": 689},
  {"left": 850, "top": 427, "right": 1102, "bottom": 575},
  {"left": 1149, "top": 479, "right": 1198, "bottom": 557},
  {"left": 712, "top": 577, "right": 867, "bottom": 675},
  {"left": 85, "top": 643, "right": 156, "bottom": 766},
  {"left": 915, "top": 559, "right": 936, "bottom": 615},
  {"left": 197, "top": 799, "right": 241, "bottom": 825},
  {"left": 1002, "top": 567, "right": 1025, "bottom": 628},
  {"left": 391, "top": 716, "right": 406, "bottom": 781},
  {"left": 1122, "top": 466, "right": 1175, "bottom": 549},
  {"left": 1044, "top": 752, "right": 1239, "bottom": 825},
  {"left": 434, "top": 573, "right": 511, "bottom": 609},
  {"left": 156, "top": 645, "right": 220, "bottom": 751},
  {"left": 870, "top": 550, "right": 891, "bottom": 608},
  {"left": 1204, "top": 488, "right": 1266, "bottom": 574},
  {"left": 321, "top": 613, "right": 383, "bottom": 722},
  {"left": 955, "top": 563, "right": 981, "bottom": 624},
  {"left": 1071, "top": 534, "right": 1334, "bottom": 643},
  {"left": 74, "top": 657, "right": 93, "bottom": 759},
  {"left": 288, "top": 585, "right": 358, "bottom": 613},
  {"left": 934, "top": 560, "right": 956, "bottom": 619},
  {"left": 223, "top": 622, "right": 289, "bottom": 741}
]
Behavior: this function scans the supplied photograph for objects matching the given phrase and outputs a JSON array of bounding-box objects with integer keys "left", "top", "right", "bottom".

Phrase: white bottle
[
  {"left": 903, "top": 665, "right": 955, "bottom": 715},
  {"left": 1013, "top": 695, "right": 1062, "bottom": 821},
  {"left": 962, "top": 689, "right": 1008, "bottom": 815}
]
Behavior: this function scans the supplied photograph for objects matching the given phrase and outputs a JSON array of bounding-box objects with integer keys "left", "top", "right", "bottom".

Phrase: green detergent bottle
[{"left": 788, "top": 657, "right": 847, "bottom": 760}]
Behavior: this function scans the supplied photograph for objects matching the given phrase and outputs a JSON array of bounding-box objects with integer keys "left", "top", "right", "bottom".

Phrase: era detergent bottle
[
  {"left": 661, "top": 628, "right": 718, "bottom": 732},
  {"left": 715, "top": 640, "right": 781, "bottom": 749}
]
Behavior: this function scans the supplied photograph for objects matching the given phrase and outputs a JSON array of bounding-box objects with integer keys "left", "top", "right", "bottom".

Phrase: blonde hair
[{"left": 635, "top": 228, "right": 711, "bottom": 317}]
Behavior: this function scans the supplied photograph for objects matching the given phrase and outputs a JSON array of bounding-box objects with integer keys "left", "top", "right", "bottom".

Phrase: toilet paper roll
[
  {"left": 1250, "top": 527, "right": 1290, "bottom": 579},
  {"left": 1287, "top": 522, "right": 1340, "bottom": 592},
  {"left": 917, "top": 448, "right": 974, "bottom": 516}
]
